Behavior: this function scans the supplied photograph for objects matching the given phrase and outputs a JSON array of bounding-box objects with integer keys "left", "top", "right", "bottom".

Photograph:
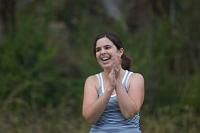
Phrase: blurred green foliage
[{"left": 0, "top": 0, "right": 199, "bottom": 132}]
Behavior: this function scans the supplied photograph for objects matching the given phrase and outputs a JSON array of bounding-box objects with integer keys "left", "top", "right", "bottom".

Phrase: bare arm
[
  {"left": 82, "top": 75, "right": 113, "bottom": 124},
  {"left": 115, "top": 73, "right": 144, "bottom": 119}
]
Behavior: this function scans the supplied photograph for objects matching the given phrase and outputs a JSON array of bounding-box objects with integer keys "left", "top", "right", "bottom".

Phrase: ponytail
[{"left": 121, "top": 54, "right": 131, "bottom": 70}]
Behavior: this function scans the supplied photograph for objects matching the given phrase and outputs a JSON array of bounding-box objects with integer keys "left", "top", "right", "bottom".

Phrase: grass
[
  {"left": 0, "top": 105, "right": 199, "bottom": 133},
  {"left": 141, "top": 105, "right": 200, "bottom": 133}
]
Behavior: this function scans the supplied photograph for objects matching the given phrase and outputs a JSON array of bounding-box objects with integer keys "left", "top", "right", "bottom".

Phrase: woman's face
[{"left": 95, "top": 37, "right": 123, "bottom": 69}]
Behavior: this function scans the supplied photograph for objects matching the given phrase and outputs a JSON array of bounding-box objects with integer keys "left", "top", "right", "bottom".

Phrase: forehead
[{"left": 96, "top": 37, "right": 114, "bottom": 47}]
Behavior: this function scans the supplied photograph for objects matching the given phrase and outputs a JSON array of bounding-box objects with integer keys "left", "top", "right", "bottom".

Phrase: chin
[{"left": 101, "top": 64, "right": 112, "bottom": 69}]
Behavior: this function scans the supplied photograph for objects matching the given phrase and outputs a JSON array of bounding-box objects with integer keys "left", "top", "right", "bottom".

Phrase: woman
[{"left": 82, "top": 32, "right": 144, "bottom": 133}]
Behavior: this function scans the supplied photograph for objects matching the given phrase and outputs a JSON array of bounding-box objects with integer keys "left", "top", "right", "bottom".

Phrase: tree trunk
[{"left": 0, "top": 0, "right": 16, "bottom": 36}]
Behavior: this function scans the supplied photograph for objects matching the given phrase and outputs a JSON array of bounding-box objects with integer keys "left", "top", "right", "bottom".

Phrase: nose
[{"left": 100, "top": 48, "right": 106, "bottom": 55}]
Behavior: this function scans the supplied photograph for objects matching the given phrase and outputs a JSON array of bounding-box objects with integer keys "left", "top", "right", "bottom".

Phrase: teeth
[
  {"left": 101, "top": 57, "right": 110, "bottom": 61},
  {"left": 102, "top": 57, "right": 109, "bottom": 60}
]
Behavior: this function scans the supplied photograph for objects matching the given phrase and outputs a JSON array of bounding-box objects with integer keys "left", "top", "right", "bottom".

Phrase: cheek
[
  {"left": 112, "top": 51, "right": 120, "bottom": 57},
  {"left": 95, "top": 52, "right": 99, "bottom": 58},
  {"left": 95, "top": 53, "right": 100, "bottom": 61},
  {"left": 116, "top": 51, "right": 123, "bottom": 57},
  {"left": 112, "top": 53, "right": 122, "bottom": 62}
]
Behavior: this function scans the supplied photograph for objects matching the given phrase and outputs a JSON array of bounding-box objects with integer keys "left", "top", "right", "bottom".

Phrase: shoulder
[
  {"left": 84, "top": 74, "right": 99, "bottom": 86},
  {"left": 129, "top": 72, "right": 144, "bottom": 84},
  {"left": 85, "top": 74, "right": 97, "bottom": 82},
  {"left": 128, "top": 72, "right": 144, "bottom": 92},
  {"left": 131, "top": 72, "right": 144, "bottom": 80},
  {"left": 84, "top": 74, "right": 99, "bottom": 92}
]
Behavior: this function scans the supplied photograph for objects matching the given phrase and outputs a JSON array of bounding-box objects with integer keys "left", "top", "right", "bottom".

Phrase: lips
[{"left": 100, "top": 55, "right": 112, "bottom": 63}]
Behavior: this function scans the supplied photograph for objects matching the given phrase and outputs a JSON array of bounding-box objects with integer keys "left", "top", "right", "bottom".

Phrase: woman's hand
[
  {"left": 108, "top": 55, "right": 121, "bottom": 89},
  {"left": 108, "top": 68, "right": 117, "bottom": 89}
]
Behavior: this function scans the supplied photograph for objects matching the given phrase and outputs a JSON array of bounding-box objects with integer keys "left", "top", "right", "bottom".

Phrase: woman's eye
[
  {"left": 104, "top": 45, "right": 111, "bottom": 50},
  {"left": 96, "top": 47, "right": 101, "bottom": 52}
]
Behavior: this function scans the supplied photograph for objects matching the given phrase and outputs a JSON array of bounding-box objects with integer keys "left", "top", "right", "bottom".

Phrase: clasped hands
[{"left": 108, "top": 56, "right": 122, "bottom": 91}]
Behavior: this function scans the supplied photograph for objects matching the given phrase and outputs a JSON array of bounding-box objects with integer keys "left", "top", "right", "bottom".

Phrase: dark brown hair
[{"left": 93, "top": 32, "right": 131, "bottom": 70}]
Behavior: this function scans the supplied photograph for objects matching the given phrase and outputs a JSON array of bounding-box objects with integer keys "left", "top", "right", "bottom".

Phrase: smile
[{"left": 100, "top": 55, "right": 112, "bottom": 62}]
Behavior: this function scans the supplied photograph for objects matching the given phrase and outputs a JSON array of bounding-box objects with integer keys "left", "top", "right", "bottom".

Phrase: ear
[{"left": 119, "top": 48, "right": 124, "bottom": 57}]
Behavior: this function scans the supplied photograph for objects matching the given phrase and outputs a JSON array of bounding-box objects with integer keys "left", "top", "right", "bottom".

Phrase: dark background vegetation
[{"left": 0, "top": 0, "right": 199, "bottom": 132}]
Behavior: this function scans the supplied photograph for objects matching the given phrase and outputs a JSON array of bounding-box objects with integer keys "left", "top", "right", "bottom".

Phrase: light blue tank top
[{"left": 89, "top": 70, "right": 141, "bottom": 133}]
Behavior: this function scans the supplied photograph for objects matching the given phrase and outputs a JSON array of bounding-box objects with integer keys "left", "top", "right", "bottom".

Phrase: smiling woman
[
  {"left": 82, "top": 32, "right": 144, "bottom": 133},
  {"left": 95, "top": 37, "right": 123, "bottom": 69},
  {"left": 93, "top": 32, "right": 131, "bottom": 71}
]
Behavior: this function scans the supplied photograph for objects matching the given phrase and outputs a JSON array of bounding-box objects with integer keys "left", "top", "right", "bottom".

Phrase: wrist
[
  {"left": 105, "top": 88, "right": 114, "bottom": 96},
  {"left": 115, "top": 81, "right": 122, "bottom": 89}
]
